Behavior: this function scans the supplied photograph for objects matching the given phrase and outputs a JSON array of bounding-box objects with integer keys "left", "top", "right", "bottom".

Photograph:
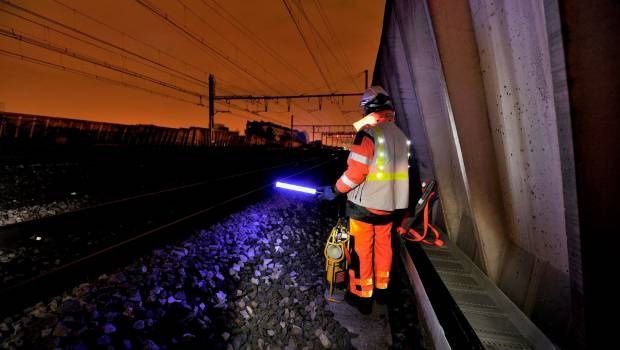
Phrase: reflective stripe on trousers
[{"left": 348, "top": 218, "right": 393, "bottom": 298}]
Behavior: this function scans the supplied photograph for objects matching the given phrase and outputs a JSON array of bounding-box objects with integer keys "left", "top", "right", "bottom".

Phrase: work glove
[{"left": 317, "top": 185, "right": 338, "bottom": 201}]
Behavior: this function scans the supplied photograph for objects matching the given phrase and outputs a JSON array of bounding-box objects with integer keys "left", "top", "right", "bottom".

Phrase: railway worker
[{"left": 319, "top": 86, "right": 410, "bottom": 313}]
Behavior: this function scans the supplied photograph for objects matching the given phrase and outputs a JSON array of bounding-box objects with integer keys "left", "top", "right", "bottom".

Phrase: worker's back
[{"left": 347, "top": 121, "right": 409, "bottom": 211}]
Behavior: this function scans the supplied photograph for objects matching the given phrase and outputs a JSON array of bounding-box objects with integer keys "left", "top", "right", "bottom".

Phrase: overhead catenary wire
[
  {"left": 134, "top": 0, "right": 282, "bottom": 95},
  {"left": 2, "top": 0, "right": 352, "bottom": 127},
  {"left": 132, "top": 0, "right": 265, "bottom": 94},
  {"left": 72, "top": 0, "right": 339, "bottom": 125},
  {"left": 201, "top": 0, "right": 320, "bottom": 91},
  {"left": 289, "top": 0, "right": 359, "bottom": 126},
  {"left": 50, "top": 0, "right": 211, "bottom": 79},
  {"left": 289, "top": 1, "right": 341, "bottom": 87},
  {"left": 174, "top": 0, "right": 299, "bottom": 94},
  {"left": 288, "top": 0, "right": 358, "bottom": 92},
  {"left": 289, "top": 0, "right": 361, "bottom": 124},
  {"left": 50, "top": 0, "right": 328, "bottom": 107},
  {"left": 310, "top": 0, "right": 358, "bottom": 90},
  {"left": 1, "top": 5, "right": 321, "bottom": 125},
  {"left": 150, "top": 0, "right": 318, "bottom": 124},
  {"left": 0, "top": 48, "right": 200, "bottom": 106},
  {"left": 215, "top": 101, "right": 311, "bottom": 127},
  {"left": 0, "top": 48, "right": 290, "bottom": 127},
  {"left": 281, "top": 0, "right": 333, "bottom": 92},
  {"left": 215, "top": 94, "right": 319, "bottom": 126},
  {"left": 0, "top": 7, "right": 207, "bottom": 90},
  {"left": 0, "top": 1, "right": 209, "bottom": 89},
  {"left": 0, "top": 28, "right": 206, "bottom": 100}
]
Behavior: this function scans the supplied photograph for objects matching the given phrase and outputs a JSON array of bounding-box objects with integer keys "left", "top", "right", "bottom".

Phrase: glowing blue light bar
[{"left": 275, "top": 181, "right": 317, "bottom": 195}]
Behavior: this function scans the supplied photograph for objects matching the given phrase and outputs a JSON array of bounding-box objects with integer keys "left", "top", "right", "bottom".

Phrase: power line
[
  {"left": 311, "top": 0, "right": 358, "bottom": 89},
  {"left": 0, "top": 28, "right": 206, "bottom": 100},
  {"left": 205, "top": 0, "right": 353, "bottom": 124},
  {"left": 289, "top": 1, "right": 338, "bottom": 86},
  {"left": 0, "top": 48, "right": 296, "bottom": 127},
  {"left": 51, "top": 0, "right": 211, "bottom": 79},
  {"left": 135, "top": 0, "right": 281, "bottom": 95},
  {"left": 215, "top": 92, "right": 362, "bottom": 100},
  {"left": 215, "top": 101, "right": 302, "bottom": 127},
  {"left": 3, "top": 0, "right": 342, "bottom": 126},
  {"left": 174, "top": 0, "right": 298, "bottom": 93},
  {"left": 203, "top": 0, "right": 320, "bottom": 91},
  {"left": 216, "top": 97, "right": 317, "bottom": 125},
  {"left": 0, "top": 48, "right": 201, "bottom": 106},
  {"left": 281, "top": 0, "right": 333, "bottom": 92},
  {"left": 27, "top": 0, "right": 314, "bottom": 123},
  {"left": 292, "top": 0, "right": 358, "bottom": 90},
  {"left": 0, "top": 7, "right": 207, "bottom": 90},
  {"left": 137, "top": 0, "right": 325, "bottom": 124},
  {"left": 1, "top": 1, "right": 209, "bottom": 88}
]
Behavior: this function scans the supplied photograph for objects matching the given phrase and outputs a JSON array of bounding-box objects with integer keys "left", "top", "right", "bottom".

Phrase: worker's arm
[{"left": 335, "top": 130, "right": 374, "bottom": 194}]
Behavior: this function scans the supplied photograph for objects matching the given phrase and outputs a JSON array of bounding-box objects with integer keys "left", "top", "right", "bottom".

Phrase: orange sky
[{"left": 0, "top": 0, "right": 385, "bottom": 135}]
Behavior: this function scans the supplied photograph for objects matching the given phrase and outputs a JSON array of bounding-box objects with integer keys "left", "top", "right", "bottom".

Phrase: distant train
[
  {"left": 0, "top": 112, "right": 314, "bottom": 149},
  {"left": 0, "top": 112, "right": 245, "bottom": 147},
  {"left": 245, "top": 120, "right": 308, "bottom": 147}
]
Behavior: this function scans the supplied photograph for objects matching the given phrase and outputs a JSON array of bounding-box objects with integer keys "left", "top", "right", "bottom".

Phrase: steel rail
[{"left": 0, "top": 157, "right": 337, "bottom": 315}]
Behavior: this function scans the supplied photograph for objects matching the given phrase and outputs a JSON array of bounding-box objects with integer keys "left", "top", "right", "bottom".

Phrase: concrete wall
[
  {"left": 374, "top": 0, "right": 492, "bottom": 280},
  {"left": 374, "top": 0, "right": 584, "bottom": 345},
  {"left": 426, "top": 0, "right": 509, "bottom": 285},
  {"left": 467, "top": 0, "right": 572, "bottom": 342}
]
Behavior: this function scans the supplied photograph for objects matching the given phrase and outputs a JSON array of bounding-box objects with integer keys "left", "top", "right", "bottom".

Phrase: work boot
[{"left": 345, "top": 292, "right": 373, "bottom": 315}]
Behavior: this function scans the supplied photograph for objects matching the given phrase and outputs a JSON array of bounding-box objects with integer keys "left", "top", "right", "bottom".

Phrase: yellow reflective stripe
[
  {"left": 360, "top": 278, "right": 373, "bottom": 286},
  {"left": 349, "top": 152, "right": 370, "bottom": 165},
  {"left": 349, "top": 271, "right": 373, "bottom": 286},
  {"left": 351, "top": 289, "right": 373, "bottom": 298},
  {"left": 340, "top": 174, "right": 358, "bottom": 188},
  {"left": 351, "top": 278, "right": 373, "bottom": 286},
  {"left": 359, "top": 290, "right": 373, "bottom": 297},
  {"left": 375, "top": 282, "right": 388, "bottom": 289},
  {"left": 366, "top": 172, "right": 409, "bottom": 181}
]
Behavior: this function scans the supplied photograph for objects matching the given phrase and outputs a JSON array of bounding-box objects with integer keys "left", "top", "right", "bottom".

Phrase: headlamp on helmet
[{"left": 360, "top": 85, "right": 393, "bottom": 115}]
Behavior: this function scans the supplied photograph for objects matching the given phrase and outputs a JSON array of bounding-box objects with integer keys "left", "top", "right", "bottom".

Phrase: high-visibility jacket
[{"left": 335, "top": 111, "right": 409, "bottom": 214}]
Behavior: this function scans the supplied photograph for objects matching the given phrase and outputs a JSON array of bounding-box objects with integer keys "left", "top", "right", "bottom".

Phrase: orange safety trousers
[{"left": 348, "top": 218, "right": 393, "bottom": 298}]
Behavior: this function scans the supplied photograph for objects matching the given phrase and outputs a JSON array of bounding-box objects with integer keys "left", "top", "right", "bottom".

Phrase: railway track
[
  {"left": 0, "top": 151, "right": 343, "bottom": 316},
  {"left": 0, "top": 149, "right": 489, "bottom": 349}
]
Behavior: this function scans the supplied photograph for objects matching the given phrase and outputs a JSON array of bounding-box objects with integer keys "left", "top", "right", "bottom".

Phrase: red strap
[
  {"left": 402, "top": 191, "right": 444, "bottom": 247},
  {"left": 342, "top": 242, "right": 351, "bottom": 265}
]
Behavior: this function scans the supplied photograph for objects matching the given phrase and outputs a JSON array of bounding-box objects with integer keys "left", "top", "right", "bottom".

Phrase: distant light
[
  {"left": 376, "top": 172, "right": 383, "bottom": 179},
  {"left": 35, "top": 236, "right": 42, "bottom": 241},
  {"left": 377, "top": 137, "right": 384, "bottom": 144},
  {"left": 408, "top": 152, "right": 411, "bottom": 158},
  {"left": 379, "top": 165, "right": 384, "bottom": 170},
  {"left": 406, "top": 140, "right": 411, "bottom": 146},
  {"left": 379, "top": 152, "right": 385, "bottom": 157},
  {"left": 275, "top": 181, "right": 317, "bottom": 195}
]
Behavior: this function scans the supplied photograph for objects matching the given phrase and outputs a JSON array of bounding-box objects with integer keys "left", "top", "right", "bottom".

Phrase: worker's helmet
[{"left": 360, "top": 85, "right": 393, "bottom": 115}]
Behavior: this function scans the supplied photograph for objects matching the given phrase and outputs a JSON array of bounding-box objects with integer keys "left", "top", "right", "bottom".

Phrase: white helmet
[{"left": 360, "top": 85, "right": 393, "bottom": 115}]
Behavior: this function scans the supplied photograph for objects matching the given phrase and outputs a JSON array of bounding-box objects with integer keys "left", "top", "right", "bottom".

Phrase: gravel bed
[
  {"left": 0, "top": 162, "right": 90, "bottom": 227},
  {"left": 0, "top": 149, "right": 312, "bottom": 228},
  {"left": 0, "top": 163, "right": 86, "bottom": 209},
  {"left": 0, "top": 198, "right": 89, "bottom": 227},
  {"left": 0, "top": 193, "right": 353, "bottom": 349},
  {"left": 0, "top": 219, "right": 126, "bottom": 285}
]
